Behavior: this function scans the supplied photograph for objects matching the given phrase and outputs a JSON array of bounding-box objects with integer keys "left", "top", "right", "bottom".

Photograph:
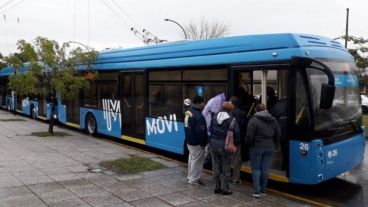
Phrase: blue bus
[{"left": 0, "top": 33, "right": 365, "bottom": 184}]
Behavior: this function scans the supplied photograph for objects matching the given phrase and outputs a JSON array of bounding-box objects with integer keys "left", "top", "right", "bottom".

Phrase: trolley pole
[{"left": 345, "top": 8, "right": 349, "bottom": 49}]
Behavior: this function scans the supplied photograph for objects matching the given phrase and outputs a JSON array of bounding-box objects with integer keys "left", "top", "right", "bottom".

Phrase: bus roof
[
  {"left": 0, "top": 33, "right": 352, "bottom": 76},
  {"left": 93, "top": 33, "right": 351, "bottom": 70}
]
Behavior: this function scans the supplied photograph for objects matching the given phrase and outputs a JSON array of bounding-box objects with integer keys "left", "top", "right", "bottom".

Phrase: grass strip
[{"left": 100, "top": 156, "right": 165, "bottom": 174}]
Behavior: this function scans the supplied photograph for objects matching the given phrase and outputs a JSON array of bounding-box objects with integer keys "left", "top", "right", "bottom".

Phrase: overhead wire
[
  {"left": 110, "top": 0, "right": 163, "bottom": 43},
  {"left": 0, "top": 0, "right": 14, "bottom": 11},
  {"left": 110, "top": 0, "right": 142, "bottom": 31},
  {"left": 87, "top": 0, "right": 91, "bottom": 46},
  {"left": 73, "top": 0, "right": 76, "bottom": 41},
  {"left": 0, "top": 0, "right": 27, "bottom": 14},
  {"left": 100, "top": 0, "right": 131, "bottom": 29},
  {"left": 100, "top": 0, "right": 142, "bottom": 42}
]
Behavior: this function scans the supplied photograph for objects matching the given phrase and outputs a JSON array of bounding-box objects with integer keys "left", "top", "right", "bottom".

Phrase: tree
[
  {"left": 343, "top": 36, "right": 368, "bottom": 69},
  {"left": 342, "top": 35, "right": 368, "bottom": 88},
  {"left": 0, "top": 53, "right": 7, "bottom": 69},
  {"left": 5, "top": 37, "right": 97, "bottom": 133},
  {"left": 184, "top": 17, "right": 230, "bottom": 40}
]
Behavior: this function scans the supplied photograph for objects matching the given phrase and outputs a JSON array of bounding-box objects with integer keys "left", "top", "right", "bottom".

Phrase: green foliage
[
  {"left": 0, "top": 53, "right": 6, "bottom": 69},
  {"left": 4, "top": 37, "right": 98, "bottom": 101},
  {"left": 100, "top": 156, "right": 166, "bottom": 174},
  {"left": 342, "top": 35, "right": 368, "bottom": 70}
]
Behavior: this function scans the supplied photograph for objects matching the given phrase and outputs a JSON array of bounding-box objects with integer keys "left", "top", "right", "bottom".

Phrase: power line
[
  {"left": 0, "top": 0, "right": 27, "bottom": 14},
  {"left": 87, "top": 0, "right": 90, "bottom": 46},
  {"left": 73, "top": 0, "right": 76, "bottom": 41},
  {"left": 100, "top": 0, "right": 131, "bottom": 29},
  {"left": 0, "top": 0, "right": 14, "bottom": 11},
  {"left": 110, "top": 0, "right": 142, "bottom": 30},
  {"left": 100, "top": 0, "right": 142, "bottom": 43}
]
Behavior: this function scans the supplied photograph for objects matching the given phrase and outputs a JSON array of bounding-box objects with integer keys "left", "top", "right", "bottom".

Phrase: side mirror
[{"left": 320, "top": 84, "right": 335, "bottom": 109}]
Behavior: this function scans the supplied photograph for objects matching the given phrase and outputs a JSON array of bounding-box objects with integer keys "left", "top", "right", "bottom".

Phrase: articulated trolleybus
[{"left": 0, "top": 33, "right": 365, "bottom": 184}]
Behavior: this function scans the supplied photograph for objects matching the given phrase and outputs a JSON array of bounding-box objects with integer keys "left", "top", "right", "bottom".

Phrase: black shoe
[
  {"left": 214, "top": 189, "right": 222, "bottom": 194},
  {"left": 222, "top": 191, "right": 233, "bottom": 196}
]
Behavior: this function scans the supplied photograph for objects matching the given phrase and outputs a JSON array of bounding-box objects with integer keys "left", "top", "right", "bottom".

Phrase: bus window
[
  {"left": 97, "top": 83, "right": 117, "bottom": 109},
  {"left": 183, "top": 69, "right": 227, "bottom": 81},
  {"left": 295, "top": 71, "right": 312, "bottom": 138},
  {"left": 184, "top": 83, "right": 226, "bottom": 105},
  {"left": 149, "top": 84, "right": 181, "bottom": 119},
  {"left": 82, "top": 82, "right": 97, "bottom": 107},
  {"left": 148, "top": 70, "right": 182, "bottom": 119}
]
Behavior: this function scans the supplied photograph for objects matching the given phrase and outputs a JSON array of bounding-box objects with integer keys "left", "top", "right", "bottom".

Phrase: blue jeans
[{"left": 249, "top": 147, "right": 273, "bottom": 193}]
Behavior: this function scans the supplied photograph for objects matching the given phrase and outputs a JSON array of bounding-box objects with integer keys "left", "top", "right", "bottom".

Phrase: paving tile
[
  {"left": 105, "top": 203, "right": 133, "bottom": 207},
  {"left": 66, "top": 165, "right": 90, "bottom": 173},
  {"left": 114, "top": 174, "right": 142, "bottom": 182},
  {"left": 203, "top": 196, "right": 243, "bottom": 207},
  {"left": 48, "top": 198, "right": 91, "bottom": 207},
  {"left": 130, "top": 197, "right": 172, "bottom": 207},
  {"left": 182, "top": 188, "right": 217, "bottom": 200},
  {"left": 49, "top": 173, "right": 78, "bottom": 182},
  {"left": 177, "top": 201, "right": 213, "bottom": 207},
  {"left": 134, "top": 183, "right": 175, "bottom": 196},
  {"left": 69, "top": 184, "right": 111, "bottom": 197},
  {"left": 27, "top": 182, "right": 65, "bottom": 194},
  {"left": 17, "top": 175, "right": 54, "bottom": 185},
  {"left": 0, "top": 186, "right": 33, "bottom": 199},
  {"left": 39, "top": 168, "right": 70, "bottom": 175},
  {"left": 98, "top": 181, "right": 135, "bottom": 195},
  {"left": 159, "top": 180, "right": 196, "bottom": 192},
  {"left": 0, "top": 172, "right": 23, "bottom": 187},
  {"left": 88, "top": 174, "right": 118, "bottom": 185},
  {"left": 0, "top": 194, "right": 47, "bottom": 207},
  {"left": 11, "top": 170, "right": 45, "bottom": 178},
  {"left": 114, "top": 189, "right": 153, "bottom": 202},
  {"left": 82, "top": 194, "right": 124, "bottom": 207},
  {"left": 37, "top": 189, "right": 78, "bottom": 204},
  {"left": 158, "top": 192, "right": 195, "bottom": 206},
  {"left": 58, "top": 178, "right": 95, "bottom": 190}
]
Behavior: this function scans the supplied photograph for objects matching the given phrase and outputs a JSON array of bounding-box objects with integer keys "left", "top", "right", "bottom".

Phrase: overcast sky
[{"left": 0, "top": 0, "right": 367, "bottom": 55}]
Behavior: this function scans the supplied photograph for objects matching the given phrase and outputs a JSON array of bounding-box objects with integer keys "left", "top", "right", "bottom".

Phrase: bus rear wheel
[{"left": 86, "top": 114, "right": 97, "bottom": 135}]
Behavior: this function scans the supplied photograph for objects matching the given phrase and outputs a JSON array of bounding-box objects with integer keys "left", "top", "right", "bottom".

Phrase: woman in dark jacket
[
  {"left": 209, "top": 102, "right": 241, "bottom": 195},
  {"left": 246, "top": 103, "right": 280, "bottom": 198}
]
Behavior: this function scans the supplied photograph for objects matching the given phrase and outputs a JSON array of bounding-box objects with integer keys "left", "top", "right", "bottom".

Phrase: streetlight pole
[
  {"left": 345, "top": 8, "right": 349, "bottom": 49},
  {"left": 164, "top": 18, "right": 187, "bottom": 39}
]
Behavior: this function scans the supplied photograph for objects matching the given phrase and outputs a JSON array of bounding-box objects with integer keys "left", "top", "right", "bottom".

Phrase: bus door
[
  {"left": 120, "top": 71, "right": 145, "bottom": 139},
  {"left": 231, "top": 67, "right": 290, "bottom": 176}
]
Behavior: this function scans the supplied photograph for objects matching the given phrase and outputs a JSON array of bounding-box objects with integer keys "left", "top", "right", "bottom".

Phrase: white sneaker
[{"left": 252, "top": 193, "right": 261, "bottom": 198}]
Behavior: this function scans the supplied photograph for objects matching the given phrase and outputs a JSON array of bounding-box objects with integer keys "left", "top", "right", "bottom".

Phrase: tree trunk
[
  {"left": 13, "top": 94, "right": 16, "bottom": 116},
  {"left": 48, "top": 115, "right": 54, "bottom": 134},
  {"left": 48, "top": 101, "right": 55, "bottom": 134}
]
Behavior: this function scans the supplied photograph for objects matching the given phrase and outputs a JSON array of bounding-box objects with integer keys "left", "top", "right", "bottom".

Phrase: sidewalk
[{"left": 0, "top": 110, "right": 308, "bottom": 207}]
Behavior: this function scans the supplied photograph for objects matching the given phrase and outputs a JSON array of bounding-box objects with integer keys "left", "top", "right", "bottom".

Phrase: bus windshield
[{"left": 307, "top": 59, "right": 361, "bottom": 132}]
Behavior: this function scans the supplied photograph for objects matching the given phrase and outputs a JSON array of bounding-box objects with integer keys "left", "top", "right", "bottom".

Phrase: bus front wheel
[{"left": 86, "top": 114, "right": 97, "bottom": 136}]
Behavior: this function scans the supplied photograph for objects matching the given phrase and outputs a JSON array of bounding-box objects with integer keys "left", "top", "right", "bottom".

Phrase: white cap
[{"left": 184, "top": 98, "right": 192, "bottom": 107}]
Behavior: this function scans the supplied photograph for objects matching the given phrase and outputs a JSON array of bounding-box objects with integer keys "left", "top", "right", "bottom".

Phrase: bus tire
[
  {"left": 86, "top": 113, "right": 97, "bottom": 136},
  {"left": 30, "top": 105, "right": 36, "bottom": 119}
]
